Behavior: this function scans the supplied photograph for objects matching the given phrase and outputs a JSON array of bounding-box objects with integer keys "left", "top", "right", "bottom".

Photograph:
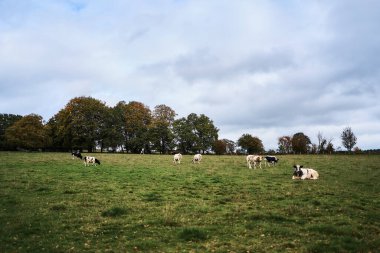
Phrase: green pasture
[{"left": 0, "top": 152, "right": 379, "bottom": 252}]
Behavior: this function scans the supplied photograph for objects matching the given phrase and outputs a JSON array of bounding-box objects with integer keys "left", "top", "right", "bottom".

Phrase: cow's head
[{"left": 293, "top": 165, "right": 304, "bottom": 178}]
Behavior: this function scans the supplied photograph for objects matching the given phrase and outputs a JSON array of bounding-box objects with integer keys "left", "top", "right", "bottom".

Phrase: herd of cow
[{"left": 71, "top": 151, "right": 319, "bottom": 180}]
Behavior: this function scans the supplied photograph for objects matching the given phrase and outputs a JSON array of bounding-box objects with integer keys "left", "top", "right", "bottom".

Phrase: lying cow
[
  {"left": 192, "top": 154, "right": 202, "bottom": 164},
  {"left": 246, "top": 155, "right": 263, "bottom": 169},
  {"left": 264, "top": 156, "right": 279, "bottom": 167},
  {"left": 173, "top": 153, "right": 182, "bottom": 164},
  {"left": 72, "top": 151, "right": 82, "bottom": 160},
  {"left": 292, "top": 165, "right": 319, "bottom": 180},
  {"left": 83, "top": 156, "right": 101, "bottom": 166}
]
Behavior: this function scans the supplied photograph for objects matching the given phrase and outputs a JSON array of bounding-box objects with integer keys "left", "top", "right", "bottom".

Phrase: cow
[
  {"left": 173, "top": 153, "right": 182, "bottom": 164},
  {"left": 192, "top": 154, "right": 202, "bottom": 164},
  {"left": 71, "top": 151, "right": 82, "bottom": 160},
  {"left": 292, "top": 165, "right": 319, "bottom": 180},
  {"left": 246, "top": 155, "right": 263, "bottom": 169},
  {"left": 83, "top": 156, "right": 101, "bottom": 166},
  {"left": 264, "top": 156, "right": 279, "bottom": 167}
]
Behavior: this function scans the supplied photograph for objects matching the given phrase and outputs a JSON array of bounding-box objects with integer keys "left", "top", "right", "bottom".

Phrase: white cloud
[{"left": 0, "top": 0, "right": 379, "bottom": 150}]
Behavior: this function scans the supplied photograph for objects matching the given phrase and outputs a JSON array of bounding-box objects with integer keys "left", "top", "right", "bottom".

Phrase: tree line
[{"left": 0, "top": 96, "right": 358, "bottom": 154}]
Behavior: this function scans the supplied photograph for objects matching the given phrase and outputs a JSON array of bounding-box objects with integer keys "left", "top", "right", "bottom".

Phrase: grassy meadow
[{"left": 0, "top": 152, "right": 379, "bottom": 252}]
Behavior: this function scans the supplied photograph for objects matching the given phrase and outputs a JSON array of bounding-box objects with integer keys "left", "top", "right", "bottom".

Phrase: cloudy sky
[{"left": 1, "top": 0, "right": 379, "bottom": 150}]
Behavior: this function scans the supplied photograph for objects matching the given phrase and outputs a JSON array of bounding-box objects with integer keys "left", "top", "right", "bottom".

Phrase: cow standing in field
[
  {"left": 292, "top": 165, "right": 319, "bottom": 180},
  {"left": 246, "top": 155, "right": 263, "bottom": 169},
  {"left": 72, "top": 151, "right": 82, "bottom": 160},
  {"left": 83, "top": 156, "right": 101, "bottom": 166},
  {"left": 192, "top": 154, "right": 202, "bottom": 164},
  {"left": 264, "top": 156, "right": 279, "bottom": 167},
  {"left": 173, "top": 153, "right": 182, "bottom": 164}
]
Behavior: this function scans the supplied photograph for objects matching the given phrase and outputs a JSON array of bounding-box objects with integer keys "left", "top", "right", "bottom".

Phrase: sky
[{"left": 1, "top": 0, "right": 380, "bottom": 151}]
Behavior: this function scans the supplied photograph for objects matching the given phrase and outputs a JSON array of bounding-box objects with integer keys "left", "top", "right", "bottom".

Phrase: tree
[
  {"left": 237, "top": 134, "right": 264, "bottom": 154},
  {"left": 190, "top": 113, "right": 219, "bottom": 154},
  {"left": 292, "top": 132, "right": 311, "bottom": 154},
  {"left": 223, "top": 139, "right": 236, "bottom": 154},
  {"left": 173, "top": 117, "right": 197, "bottom": 154},
  {"left": 47, "top": 96, "right": 109, "bottom": 152},
  {"left": 0, "top": 114, "right": 22, "bottom": 150},
  {"left": 149, "top": 104, "right": 176, "bottom": 154},
  {"left": 317, "top": 132, "right": 327, "bottom": 154},
  {"left": 326, "top": 139, "right": 335, "bottom": 154},
  {"left": 214, "top": 139, "right": 227, "bottom": 155},
  {"left": 5, "top": 114, "right": 49, "bottom": 150},
  {"left": 341, "top": 127, "right": 357, "bottom": 152},
  {"left": 123, "top": 101, "right": 152, "bottom": 153},
  {"left": 278, "top": 136, "right": 292, "bottom": 154},
  {"left": 101, "top": 105, "right": 125, "bottom": 152}
]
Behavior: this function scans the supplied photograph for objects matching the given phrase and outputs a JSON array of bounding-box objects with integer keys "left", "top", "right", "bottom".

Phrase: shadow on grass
[
  {"left": 101, "top": 207, "right": 128, "bottom": 217},
  {"left": 178, "top": 227, "right": 208, "bottom": 242}
]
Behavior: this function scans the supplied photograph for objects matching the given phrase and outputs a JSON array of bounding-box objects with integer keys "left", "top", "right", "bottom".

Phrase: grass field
[{"left": 0, "top": 152, "right": 379, "bottom": 252}]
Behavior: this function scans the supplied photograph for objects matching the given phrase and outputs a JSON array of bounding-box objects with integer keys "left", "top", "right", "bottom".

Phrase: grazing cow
[
  {"left": 192, "top": 154, "right": 202, "bottom": 164},
  {"left": 246, "top": 155, "right": 263, "bottom": 169},
  {"left": 71, "top": 151, "right": 82, "bottom": 160},
  {"left": 83, "top": 156, "right": 101, "bottom": 166},
  {"left": 173, "top": 153, "right": 182, "bottom": 164},
  {"left": 292, "top": 165, "right": 319, "bottom": 180},
  {"left": 264, "top": 156, "right": 279, "bottom": 167}
]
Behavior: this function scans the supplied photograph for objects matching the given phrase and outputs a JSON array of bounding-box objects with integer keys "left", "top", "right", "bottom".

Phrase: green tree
[
  {"left": 341, "top": 127, "right": 357, "bottom": 152},
  {"left": 194, "top": 114, "right": 219, "bottom": 153},
  {"left": 237, "top": 134, "right": 264, "bottom": 154},
  {"left": 0, "top": 113, "right": 22, "bottom": 150},
  {"left": 104, "top": 102, "right": 128, "bottom": 152},
  {"left": 173, "top": 117, "right": 197, "bottom": 154},
  {"left": 292, "top": 132, "right": 311, "bottom": 154},
  {"left": 149, "top": 104, "right": 176, "bottom": 154},
  {"left": 5, "top": 114, "right": 49, "bottom": 150}
]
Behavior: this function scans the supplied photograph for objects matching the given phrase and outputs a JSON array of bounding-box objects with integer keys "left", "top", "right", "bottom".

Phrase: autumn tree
[
  {"left": 292, "top": 132, "right": 311, "bottom": 154},
  {"left": 214, "top": 140, "right": 227, "bottom": 155},
  {"left": 47, "top": 97, "right": 109, "bottom": 152},
  {"left": 5, "top": 114, "right": 49, "bottom": 150},
  {"left": 341, "top": 127, "right": 357, "bottom": 152},
  {"left": 149, "top": 104, "right": 176, "bottom": 154},
  {"left": 123, "top": 101, "right": 152, "bottom": 153},
  {"left": 0, "top": 113, "right": 22, "bottom": 150},
  {"left": 237, "top": 134, "right": 264, "bottom": 154},
  {"left": 278, "top": 136, "right": 292, "bottom": 154},
  {"left": 213, "top": 139, "right": 236, "bottom": 155}
]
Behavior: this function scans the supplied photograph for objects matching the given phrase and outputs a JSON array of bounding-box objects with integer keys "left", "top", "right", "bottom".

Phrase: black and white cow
[
  {"left": 83, "top": 156, "right": 101, "bottom": 166},
  {"left": 264, "top": 156, "right": 279, "bottom": 167},
  {"left": 292, "top": 165, "right": 319, "bottom": 180},
  {"left": 71, "top": 151, "right": 82, "bottom": 160}
]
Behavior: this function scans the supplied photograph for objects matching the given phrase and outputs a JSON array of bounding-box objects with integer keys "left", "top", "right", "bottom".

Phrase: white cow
[
  {"left": 192, "top": 154, "right": 202, "bottom": 164},
  {"left": 246, "top": 155, "right": 263, "bottom": 169},
  {"left": 173, "top": 153, "right": 182, "bottom": 164},
  {"left": 292, "top": 165, "right": 319, "bottom": 180},
  {"left": 83, "top": 156, "right": 101, "bottom": 166}
]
